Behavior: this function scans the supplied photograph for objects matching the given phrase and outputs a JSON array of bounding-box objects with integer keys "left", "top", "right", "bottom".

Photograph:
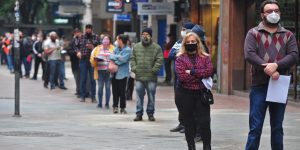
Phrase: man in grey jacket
[
  {"left": 130, "top": 28, "right": 163, "bottom": 121},
  {"left": 244, "top": 1, "right": 298, "bottom": 150}
]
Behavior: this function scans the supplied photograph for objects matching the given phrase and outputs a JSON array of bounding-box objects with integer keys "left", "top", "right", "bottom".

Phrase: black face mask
[{"left": 185, "top": 43, "right": 197, "bottom": 52}]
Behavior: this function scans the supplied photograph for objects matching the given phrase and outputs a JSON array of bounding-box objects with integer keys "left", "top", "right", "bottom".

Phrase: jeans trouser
[
  {"left": 135, "top": 80, "right": 157, "bottom": 116},
  {"left": 6, "top": 54, "right": 14, "bottom": 71},
  {"left": 48, "top": 60, "right": 64, "bottom": 88},
  {"left": 21, "top": 57, "right": 31, "bottom": 76},
  {"left": 79, "top": 59, "right": 96, "bottom": 99},
  {"left": 97, "top": 70, "right": 111, "bottom": 107},
  {"left": 245, "top": 84, "right": 286, "bottom": 150}
]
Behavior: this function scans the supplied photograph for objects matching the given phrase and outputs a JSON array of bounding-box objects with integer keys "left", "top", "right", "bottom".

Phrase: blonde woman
[{"left": 175, "top": 32, "right": 213, "bottom": 150}]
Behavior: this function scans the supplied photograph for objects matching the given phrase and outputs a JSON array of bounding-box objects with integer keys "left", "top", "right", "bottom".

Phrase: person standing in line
[
  {"left": 163, "top": 33, "right": 176, "bottom": 84},
  {"left": 169, "top": 22, "right": 195, "bottom": 133},
  {"left": 2, "top": 32, "right": 14, "bottom": 73},
  {"left": 90, "top": 34, "right": 114, "bottom": 109},
  {"left": 68, "top": 28, "right": 82, "bottom": 97},
  {"left": 75, "top": 24, "right": 100, "bottom": 103},
  {"left": 110, "top": 34, "right": 132, "bottom": 114},
  {"left": 131, "top": 28, "right": 163, "bottom": 121},
  {"left": 43, "top": 31, "right": 67, "bottom": 90},
  {"left": 126, "top": 40, "right": 135, "bottom": 101},
  {"left": 175, "top": 32, "right": 213, "bottom": 150},
  {"left": 244, "top": 1, "right": 298, "bottom": 150},
  {"left": 31, "top": 34, "right": 45, "bottom": 80}
]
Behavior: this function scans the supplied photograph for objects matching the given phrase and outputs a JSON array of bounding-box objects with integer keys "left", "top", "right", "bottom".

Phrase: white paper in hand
[
  {"left": 201, "top": 77, "right": 213, "bottom": 90},
  {"left": 266, "top": 75, "right": 291, "bottom": 104}
]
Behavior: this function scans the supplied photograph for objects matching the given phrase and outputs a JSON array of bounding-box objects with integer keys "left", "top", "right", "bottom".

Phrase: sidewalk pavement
[{"left": 0, "top": 63, "right": 299, "bottom": 150}]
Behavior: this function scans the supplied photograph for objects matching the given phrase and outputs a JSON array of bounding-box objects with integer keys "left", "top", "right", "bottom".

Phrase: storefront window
[{"left": 198, "top": 0, "right": 220, "bottom": 77}]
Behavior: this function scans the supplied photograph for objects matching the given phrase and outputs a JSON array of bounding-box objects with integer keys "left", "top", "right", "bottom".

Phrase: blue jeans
[
  {"left": 6, "top": 54, "right": 14, "bottom": 71},
  {"left": 48, "top": 60, "right": 64, "bottom": 88},
  {"left": 79, "top": 59, "right": 96, "bottom": 99},
  {"left": 245, "top": 84, "right": 286, "bottom": 150},
  {"left": 97, "top": 70, "right": 111, "bottom": 107},
  {"left": 135, "top": 80, "right": 157, "bottom": 116},
  {"left": 21, "top": 57, "right": 31, "bottom": 76}
]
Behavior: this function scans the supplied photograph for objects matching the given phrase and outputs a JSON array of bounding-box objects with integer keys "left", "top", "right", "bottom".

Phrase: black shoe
[
  {"left": 179, "top": 127, "right": 185, "bottom": 133},
  {"left": 133, "top": 115, "right": 143, "bottom": 121},
  {"left": 91, "top": 98, "right": 97, "bottom": 103},
  {"left": 203, "top": 144, "right": 211, "bottom": 150},
  {"left": 44, "top": 83, "right": 48, "bottom": 88},
  {"left": 194, "top": 135, "right": 202, "bottom": 143},
  {"left": 148, "top": 115, "right": 156, "bottom": 121},
  {"left": 31, "top": 77, "right": 37, "bottom": 80},
  {"left": 59, "top": 86, "right": 67, "bottom": 90},
  {"left": 113, "top": 107, "right": 118, "bottom": 114},
  {"left": 120, "top": 108, "right": 127, "bottom": 114},
  {"left": 170, "top": 124, "right": 184, "bottom": 132}
]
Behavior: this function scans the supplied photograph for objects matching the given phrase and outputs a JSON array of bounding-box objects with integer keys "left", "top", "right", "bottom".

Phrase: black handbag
[{"left": 201, "top": 88, "right": 214, "bottom": 105}]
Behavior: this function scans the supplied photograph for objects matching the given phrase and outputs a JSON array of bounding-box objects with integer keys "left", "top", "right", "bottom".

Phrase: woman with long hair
[
  {"left": 90, "top": 34, "right": 114, "bottom": 108},
  {"left": 175, "top": 32, "right": 213, "bottom": 150}
]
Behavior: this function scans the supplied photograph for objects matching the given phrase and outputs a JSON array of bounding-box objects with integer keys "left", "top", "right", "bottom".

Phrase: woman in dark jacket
[{"left": 175, "top": 32, "right": 213, "bottom": 150}]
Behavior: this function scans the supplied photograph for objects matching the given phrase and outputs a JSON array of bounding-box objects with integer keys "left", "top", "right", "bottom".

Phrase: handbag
[
  {"left": 201, "top": 88, "right": 214, "bottom": 105},
  {"left": 108, "top": 61, "right": 118, "bottom": 73}
]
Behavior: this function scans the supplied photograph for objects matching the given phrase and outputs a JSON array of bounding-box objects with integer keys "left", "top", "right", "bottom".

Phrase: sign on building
[
  {"left": 137, "top": 2, "right": 174, "bottom": 15},
  {"left": 106, "top": 0, "right": 124, "bottom": 13}
]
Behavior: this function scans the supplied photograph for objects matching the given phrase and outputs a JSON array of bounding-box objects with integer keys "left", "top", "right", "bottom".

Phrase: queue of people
[{"left": 1, "top": 1, "right": 296, "bottom": 149}]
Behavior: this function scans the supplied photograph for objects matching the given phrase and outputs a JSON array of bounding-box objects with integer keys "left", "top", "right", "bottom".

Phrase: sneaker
[
  {"left": 59, "top": 86, "right": 67, "bottom": 90},
  {"left": 148, "top": 115, "right": 156, "bottom": 121},
  {"left": 80, "top": 98, "right": 85, "bottom": 102},
  {"left": 170, "top": 124, "right": 184, "bottom": 132},
  {"left": 113, "top": 107, "right": 118, "bottom": 114},
  {"left": 105, "top": 104, "right": 110, "bottom": 109},
  {"left": 179, "top": 127, "right": 185, "bottom": 133},
  {"left": 97, "top": 105, "right": 102, "bottom": 108},
  {"left": 120, "top": 108, "right": 127, "bottom": 114},
  {"left": 133, "top": 115, "right": 143, "bottom": 121}
]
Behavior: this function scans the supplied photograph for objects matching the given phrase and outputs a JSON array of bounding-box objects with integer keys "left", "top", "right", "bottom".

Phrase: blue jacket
[
  {"left": 110, "top": 46, "right": 132, "bottom": 79},
  {"left": 168, "top": 40, "right": 182, "bottom": 60}
]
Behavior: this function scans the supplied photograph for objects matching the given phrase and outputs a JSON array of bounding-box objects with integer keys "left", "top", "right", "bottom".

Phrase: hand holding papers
[
  {"left": 266, "top": 75, "right": 291, "bottom": 104},
  {"left": 94, "top": 55, "right": 104, "bottom": 61}
]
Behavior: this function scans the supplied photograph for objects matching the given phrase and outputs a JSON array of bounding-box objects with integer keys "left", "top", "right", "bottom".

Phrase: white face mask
[
  {"left": 181, "top": 31, "right": 187, "bottom": 38},
  {"left": 266, "top": 12, "right": 280, "bottom": 24},
  {"left": 114, "top": 41, "right": 118, "bottom": 47}
]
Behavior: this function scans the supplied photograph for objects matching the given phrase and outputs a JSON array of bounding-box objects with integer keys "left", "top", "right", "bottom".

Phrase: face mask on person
[
  {"left": 114, "top": 40, "right": 118, "bottom": 47},
  {"left": 266, "top": 11, "right": 280, "bottom": 24},
  {"left": 181, "top": 31, "right": 187, "bottom": 38},
  {"left": 185, "top": 43, "right": 197, "bottom": 53}
]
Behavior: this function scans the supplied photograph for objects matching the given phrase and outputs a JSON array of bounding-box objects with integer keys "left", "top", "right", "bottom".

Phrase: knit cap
[
  {"left": 191, "top": 24, "right": 206, "bottom": 41},
  {"left": 142, "top": 28, "right": 152, "bottom": 37}
]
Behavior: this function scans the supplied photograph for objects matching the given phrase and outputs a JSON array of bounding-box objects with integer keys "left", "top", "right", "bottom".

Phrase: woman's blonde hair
[{"left": 176, "top": 32, "right": 209, "bottom": 57}]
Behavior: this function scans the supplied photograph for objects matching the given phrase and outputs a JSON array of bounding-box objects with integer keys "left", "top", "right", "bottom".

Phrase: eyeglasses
[{"left": 264, "top": 9, "right": 280, "bottom": 14}]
